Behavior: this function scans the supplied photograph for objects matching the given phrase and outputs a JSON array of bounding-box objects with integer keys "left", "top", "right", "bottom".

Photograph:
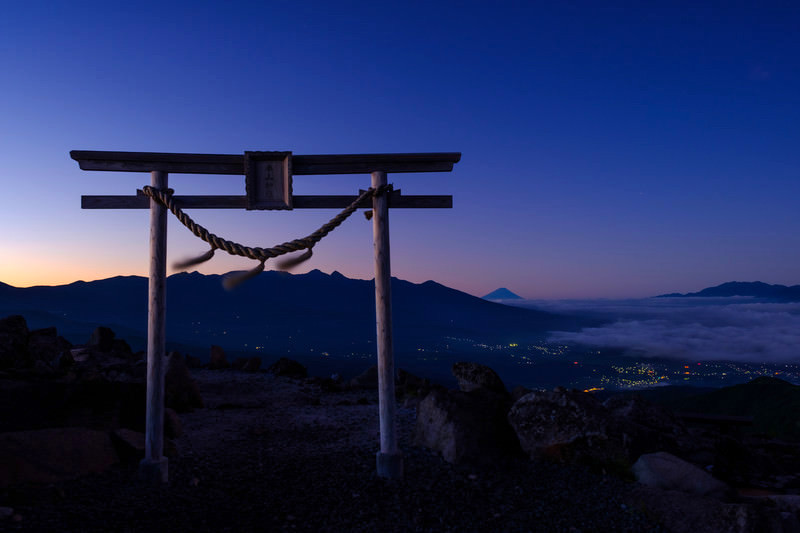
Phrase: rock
[
  {"left": 268, "top": 357, "right": 308, "bottom": 379},
  {"left": 165, "top": 351, "right": 203, "bottom": 412},
  {"left": 27, "top": 327, "right": 72, "bottom": 366},
  {"left": 508, "top": 388, "right": 612, "bottom": 463},
  {"left": 208, "top": 345, "right": 229, "bottom": 369},
  {"left": 110, "top": 428, "right": 176, "bottom": 462},
  {"left": 633, "top": 452, "right": 731, "bottom": 500},
  {"left": 0, "top": 428, "right": 118, "bottom": 488},
  {"left": 87, "top": 327, "right": 115, "bottom": 352},
  {"left": 413, "top": 387, "right": 520, "bottom": 464},
  {"left": 54, "top": 349, "right": 75, "bottom": 370},
  {"left": 110, "top": 338, "right": 134, "bottom": 360},
  {"left": 348, "top": 365, "right": 377, "bottom": 389},
  {"left": 452, "top": 361, "right": 508, "bottom": 394},
  {"left": 511, "top": 385, "right": 532, "bottom": 402},
  {"left": 603, "top": 394, "right": 688, "bottom": 460},
  {"left": 0, "top": 315, "right": 30, "bottom": 369},
  {"left": 232, "top": 357, "right": 248, "bottom": 370},
  {"left": 396, "top": 368, "right": 431, "bottom": 407},
  {"left": 164, "top": 407, "right": 183, "bottom": 439}
]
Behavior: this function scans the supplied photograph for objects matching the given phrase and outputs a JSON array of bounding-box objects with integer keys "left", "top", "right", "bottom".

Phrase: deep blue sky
[{"left": 1, "top": 2, "right": 798, "bottom": 298}]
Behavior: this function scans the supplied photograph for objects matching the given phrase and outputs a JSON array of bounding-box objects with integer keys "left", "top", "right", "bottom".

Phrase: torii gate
[{"left": 71, "top": 150, "right": 460, "bottom": 483}]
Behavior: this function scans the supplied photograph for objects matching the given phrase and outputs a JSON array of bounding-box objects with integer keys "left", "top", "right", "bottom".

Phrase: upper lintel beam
[{"left": 70, "top": 151, "right": 461, "bottom": 175}]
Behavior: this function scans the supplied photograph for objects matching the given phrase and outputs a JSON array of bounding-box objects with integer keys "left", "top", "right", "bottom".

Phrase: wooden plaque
[{"left": 245, "top": 151, "right": 292, "bottom": 210}]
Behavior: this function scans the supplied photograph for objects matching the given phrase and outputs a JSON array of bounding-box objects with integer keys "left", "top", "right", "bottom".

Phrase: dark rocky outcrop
[
  {"left": 267, "top": 357, "right": 308, "bottom": 379},
  {"left": 348, "top": 365, "right": 378, "bottom": 389},
  {"left": 396, "top": 368, "right": 431, "bottom": 408},
  {"left": 164, "top": 407, "right": 183, "bottom": 439},
  {"left": 413, "top": 361, "right": 519, "bottom": 464},
  {"left": 0, "top": 320, "right": 197, "bottom": 487},
  {"left": 413, "top": 387, "right": 521, "bottom": 464},
  {"left": 27, "top": 327, "right": 72, "bottom": 366},
  {"left": 0, "top": 315, "right": 31, "bottom": 369},
  {"left": 110, "top": 428, "right": 177, "bottom": 463},
  {"left": 208, "top": 345, "right": 230, "bottom": 370},
  {"left": 0, "top": 428, "right": 118, "bottom": 488},
  {"left": 508, "top": 387, "right": 620, "bottom": 467},
  {"left": 511, "top": 385, "right": 532, "bottom": 402},
  {"left": 451, "top": 361, "right": 508, "bottom": 394},
  {"left": 165, "top": 351, "right": 204, "bottom": 412},
  {"left": 87, "top": 326, "right": 116, "bottom": 352},
  {"left": 603, "top": 393, "right": 689, "bottom": 460}
]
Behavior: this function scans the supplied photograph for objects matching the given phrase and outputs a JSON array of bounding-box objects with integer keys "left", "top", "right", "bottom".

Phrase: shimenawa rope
[{"left": 141, "top": 184, "right": 392, "bottom": 289}]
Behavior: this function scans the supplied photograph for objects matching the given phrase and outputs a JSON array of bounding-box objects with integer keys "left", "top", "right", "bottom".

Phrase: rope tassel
[
  {"left": 173, "top": 246, "right": 217, "bottom": 269},
  {"left": 275, "top": 247, "right": 314, "bottom": 271},
  {"left": 223, "top": 261, "right": 266, "bottom": 290}
]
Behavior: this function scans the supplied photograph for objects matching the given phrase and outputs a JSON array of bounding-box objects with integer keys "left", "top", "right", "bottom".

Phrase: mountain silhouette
[
  {"left": 0, "top": 271, "right": 588, "bottom": 358},
  {"left": 657, "top": 281, "right": 800, "bottom": 301},
  {"left": 482, "top": 288, "right": 523, "bottom": 300}
]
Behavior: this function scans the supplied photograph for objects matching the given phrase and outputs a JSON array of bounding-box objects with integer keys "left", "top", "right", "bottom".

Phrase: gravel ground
[{"left": 2, "top": 370, "right": 662, "bottom": 532}]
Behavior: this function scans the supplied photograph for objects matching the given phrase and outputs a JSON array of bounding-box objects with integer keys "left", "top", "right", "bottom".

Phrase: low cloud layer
[{"left": 520, "top": 299, "right": 800, "bottom": 363}]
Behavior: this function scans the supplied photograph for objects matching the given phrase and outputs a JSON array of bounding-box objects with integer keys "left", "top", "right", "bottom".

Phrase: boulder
[
  {"left": 110, "top": 338, "right": 134, "bottom": 360},
  {"left": 396, "top": 368, "right": 431, "bottom": 408},
  {"left": 87, "top": 326, "right": 116, "bottom": 352},
  {"left": 0, "top": 428, "right": 118, "bottom": 488},
  {"left": 164, "top": 407, "right": 183, "bottom": 439},
  {"left": 603, "top": 394, "right": 688, "bottom": 459},
  {"left": 165, "top": 351, "right": 203, "bottom": 412},
  {"left": 452, "top": 361, "right": 508, "bottom": 394},
  {"left": 0, "top": 379, "right": 147, "bottom": 433},
  {"left": 0, "top": 315, "right": 29, "bottom": 369},
  {"left": 267, "top": 357, "right": 308, "bottom": 379},
  {"left": 413, "top": 387, "right": 520, "bottom": 464},
  {"left": 507, "top": 388, "right": 615, "bottom": 464},
  {"left": 27, "top": 327, "right": 72, "bottom": 366},
  {"left": 511, "top": 385, "right": 532, "bottom": 402},
  {"left": 633, "top": 451, "right": 731, "bottom": 500},
  {"left": 208, "top": 345, "right": 230, "bottom": 369},
  {"left": 347, "top": 365, "right": 377, "bottom": 389},
  {"left": 110, "top": 428, "right": 177, "bottom": 462}
]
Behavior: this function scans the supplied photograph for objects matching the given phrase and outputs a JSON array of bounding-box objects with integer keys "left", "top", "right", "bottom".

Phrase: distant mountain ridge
[
  {"left": 0, "top": 270, "right": 589, "bottom": 357},
  {"left": 483, "top": 288, "right": 523, "bottom": 300},
  {"left": 657, "top": 281, "right": 800, "bottom": 301}
]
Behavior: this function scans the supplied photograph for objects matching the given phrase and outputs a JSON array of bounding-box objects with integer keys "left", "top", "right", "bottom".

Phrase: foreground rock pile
[
  {"left": 2, "top": 314, "right": 800, "bottom": 531},
  {"left": 412, "top": 362, "right": 800, "bottom": 532},
  {"left": 0, "top": 316, "right": 203, "bottom": 488}
]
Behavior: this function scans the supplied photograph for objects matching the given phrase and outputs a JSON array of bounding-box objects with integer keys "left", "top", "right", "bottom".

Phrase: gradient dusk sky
[{"left": 1, "top": 2, "right": 798, "bottom": 298}]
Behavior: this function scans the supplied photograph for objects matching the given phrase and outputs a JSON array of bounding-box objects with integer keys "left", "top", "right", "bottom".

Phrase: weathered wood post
[
  {"left": 372, "top": 170, "right": 403, "bottom": 479},
  {"left": 139, "top": 170, "right": 169, "bottom": 483}
]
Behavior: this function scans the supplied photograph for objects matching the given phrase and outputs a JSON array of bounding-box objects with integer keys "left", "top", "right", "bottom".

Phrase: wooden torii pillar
[{"left": 71, "top": 150, "right": 460, "bottom": 482}]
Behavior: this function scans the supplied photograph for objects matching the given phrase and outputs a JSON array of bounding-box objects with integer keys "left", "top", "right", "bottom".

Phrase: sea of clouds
[{"left": 514, "top": 298, "right": 800, "bottom": 363}]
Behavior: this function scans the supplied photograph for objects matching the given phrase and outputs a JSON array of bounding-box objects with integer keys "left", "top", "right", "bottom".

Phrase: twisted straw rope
[{"left": 141, "top": 184, "right": 392, "bottom": 287}]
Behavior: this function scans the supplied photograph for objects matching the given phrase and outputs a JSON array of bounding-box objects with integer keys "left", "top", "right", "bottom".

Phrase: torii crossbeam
[{"left": 71, "top": 149, "right": 460, "bottom": 483}]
